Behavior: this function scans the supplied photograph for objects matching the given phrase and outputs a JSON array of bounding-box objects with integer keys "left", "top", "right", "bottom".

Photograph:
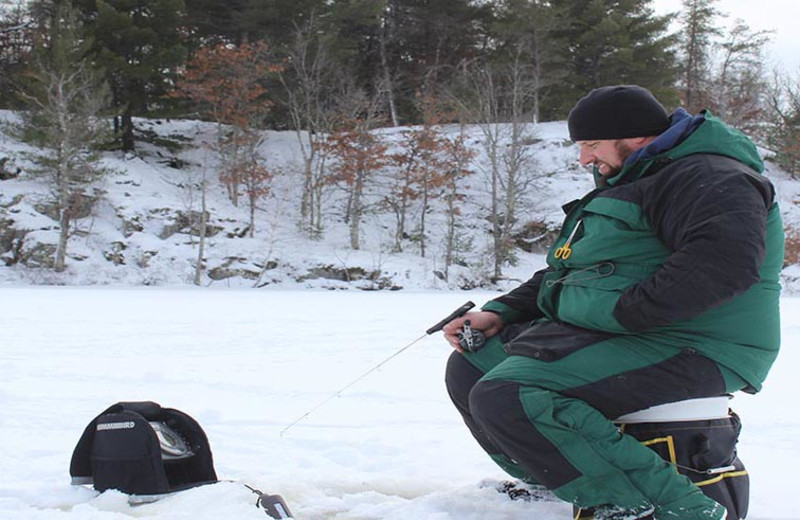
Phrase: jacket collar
[{"left": 624, "top": 108, "right": 705, "bottom": 166}]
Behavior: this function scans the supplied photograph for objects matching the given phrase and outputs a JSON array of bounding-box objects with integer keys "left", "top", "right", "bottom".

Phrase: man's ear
[{"left": 628, "top": 136, "right": 658, "bottom": 147}]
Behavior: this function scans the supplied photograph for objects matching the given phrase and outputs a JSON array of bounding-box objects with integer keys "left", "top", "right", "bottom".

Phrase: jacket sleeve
[
  {"left": 482, "top": 268, "right": 549, "bottom": 324},
  {"left": 614, "top": 155, "right": 774, "bottom": 332}
]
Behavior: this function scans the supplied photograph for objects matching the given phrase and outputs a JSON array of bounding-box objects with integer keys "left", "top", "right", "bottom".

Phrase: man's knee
[
  {"left": 469, "top": 379, "right": 584, "bottom": 489},
  {"left": 445, "top": 351, "right": 484, "bottom": 410},
  {"left": 469, "top": 379, "right": 567, "bottom": 439},
  {"left": 468, "top": 379, "right": 524, "bottom": 429}
]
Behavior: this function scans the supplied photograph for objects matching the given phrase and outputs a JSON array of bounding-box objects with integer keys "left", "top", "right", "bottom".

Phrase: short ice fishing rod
[{"left": 280, "top": 301, "right": 476, "bottom": 436}]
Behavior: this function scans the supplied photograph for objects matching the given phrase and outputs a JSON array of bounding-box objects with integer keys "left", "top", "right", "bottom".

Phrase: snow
[
  {"left": 0, "top": 111, "right": 599, "bottom": 289},
  {"left": 0, "top": 288, "right": 797, "bottom": 519}
]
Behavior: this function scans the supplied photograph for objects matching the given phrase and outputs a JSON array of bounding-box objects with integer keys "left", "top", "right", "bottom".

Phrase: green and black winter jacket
[{"left": 483, "top": 109, "right": 784, "bottom": 391}]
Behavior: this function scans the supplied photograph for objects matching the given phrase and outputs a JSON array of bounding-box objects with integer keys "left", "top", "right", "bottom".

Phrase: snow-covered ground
[
  {"left": 0, "top": 112, "right": 590, "bottom": 289},
  {"left": 0, "top": 288, "right": 797, "bottom": 519}
]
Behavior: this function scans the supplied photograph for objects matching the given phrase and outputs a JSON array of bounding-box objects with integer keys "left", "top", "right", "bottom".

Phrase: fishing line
[{"left": 280, "top": 301, "right": 476, "bottom": 436}]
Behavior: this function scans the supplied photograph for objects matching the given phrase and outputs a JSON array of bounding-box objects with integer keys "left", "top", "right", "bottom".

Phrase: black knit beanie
[{"left": 567, "top": 85, "right": 670, "bottom": 141}]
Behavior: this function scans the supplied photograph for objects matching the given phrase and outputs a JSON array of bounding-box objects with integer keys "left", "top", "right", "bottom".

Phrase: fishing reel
[
  {"left": 149, "top": 421, "right": 194, "bottom": 460},
  {"left": 458, "top": 320, "right": 486, "bottom": 352}
]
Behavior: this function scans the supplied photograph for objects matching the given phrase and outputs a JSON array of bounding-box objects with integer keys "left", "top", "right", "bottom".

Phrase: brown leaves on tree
[
  {"left": 174, "top": 40, "right": 281, "bottom": 232},
  {"left": 175, "top": 40, "right": 282, "bottom": 128}
]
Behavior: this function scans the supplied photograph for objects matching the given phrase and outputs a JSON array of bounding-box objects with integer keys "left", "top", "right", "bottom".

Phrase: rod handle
[{"left": 425, "top": 301, "right": 475, "bottom": 335}]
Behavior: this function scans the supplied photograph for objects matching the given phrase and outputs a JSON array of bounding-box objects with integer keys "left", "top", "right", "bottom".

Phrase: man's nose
[{"left": 578, "top": 148, "right": 595, "bottom": 166}]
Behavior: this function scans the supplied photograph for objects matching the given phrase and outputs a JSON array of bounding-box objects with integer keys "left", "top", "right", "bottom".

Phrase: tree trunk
[
  {"left": 120, "top": 106, "right": 135, "bottom": 152},
  {"left": 53, "top": 161, "right": 70, "bottom": 272},
  {"left": 350, "top": 169, "right": 364, "bottom": 250},
  {"left": 394, "top": 196, "right": 407, "bottom": 253},
  {"left": 419, "top": 172, "right": 429, "bottom": 258},
  {"left": 193, "top": 177, "right": 208, "bottom": 286},
  {"left": 249, "top": 190, "right": 256, "bottom": 238},
  {"left": 379, "top": 16, "right": 399, "bottom": 126},
  {"left": 302, "top": 149, "right": 314, "bottom": 227},
  {"left": 312, "top": 156, "right": 325, "bottom": 237},
  {"left": 54, "top": 207, "right": 69, "bottom": 272},
  {"left": 486, "top": 128, "right": 503, "bottom": 281},
  {"left": 444, "top": 188, "right": 457, "bottom": 282}
]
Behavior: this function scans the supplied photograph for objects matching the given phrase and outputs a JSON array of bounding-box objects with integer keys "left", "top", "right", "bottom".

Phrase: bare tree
[
  {"left": 441, "top": 127, "right": 476, "bottom": 281},
  {"left": 450, "top": 55, "right": 539, "bottom": 280},
  {"left": 193, "top": 169, "right": 209, "bottom": 286},
  {"left": 14, "top": 3, "right": 110, "bottom": 272},
  {"left": 711, "top": 19, "right": 773, "bottom": 137},
  {"left": 278, "top": 14, "right": 337, "bottom": 238},
  {"left": 322, "top": 84, "right": 386, "bottom": 251},
  {"left": 385, "top": 132, "right": 419, "bottom": 253},
  {"left": 175, "top": 40, "right": 279, "bottom": 208},
  {"left": 241, "top": 150, "right": 272, "bottom": 238},
  {"left": 768, "top": 69, "right": 800, "bottom": 178}
]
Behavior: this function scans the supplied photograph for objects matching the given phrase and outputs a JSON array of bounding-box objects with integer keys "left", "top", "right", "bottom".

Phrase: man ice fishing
[{"left": 442, "top": 85, "right": 783, "bottom": 520}]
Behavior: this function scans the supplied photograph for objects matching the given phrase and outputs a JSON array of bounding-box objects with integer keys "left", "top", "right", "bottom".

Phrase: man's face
[{"left": 577, "top": 139, "right": 637, "bottom": 178}]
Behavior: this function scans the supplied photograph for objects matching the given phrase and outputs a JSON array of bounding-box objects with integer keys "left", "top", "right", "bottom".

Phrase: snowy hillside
[{"left": 1, "top": 110, "right": 799, "bottom": 291}]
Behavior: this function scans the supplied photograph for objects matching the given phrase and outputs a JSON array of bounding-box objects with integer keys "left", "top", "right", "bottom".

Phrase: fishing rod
[{"left": 280, "top": 301, "right": 476, "bottom": 436}]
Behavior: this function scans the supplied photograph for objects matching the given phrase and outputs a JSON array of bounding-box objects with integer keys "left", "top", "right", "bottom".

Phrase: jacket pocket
[{"left": 556, "top": 264, "right": 657, "bottom": 333}]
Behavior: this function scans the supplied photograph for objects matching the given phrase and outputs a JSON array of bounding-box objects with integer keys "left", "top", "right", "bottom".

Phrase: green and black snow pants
[{"left": 445, "top": 321, "right": 746, "bottom": 519}]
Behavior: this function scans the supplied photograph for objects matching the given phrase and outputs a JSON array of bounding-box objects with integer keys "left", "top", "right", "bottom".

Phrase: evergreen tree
[
  {"left": 678, "top": 0, "right": 722, "bottom": 113},
  {"left": 0, "top": 0, "right": 32, "bottom": 108},
  {"left": 72, "top": 0, "right": 186, "bottom": 151},
  {"left": 490, "top": 0, "right": 570, "bottom": 123},
  {"left": 327, "top": 0, "right": 386, "bottom": 105},
  {"left": 380, "top": 0, "right": 491, "bottom": 123},
  {"left": 183, "top": 0, "right": 247, "bottom": 44},
  {"left": 235, "top": 0, "right": 328, "bottom": 44},
  {"left": 546, "top": 0, "right": 679, "bottom": 119}
]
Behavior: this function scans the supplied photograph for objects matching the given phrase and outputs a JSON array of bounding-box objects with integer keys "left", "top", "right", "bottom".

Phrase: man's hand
[{"left": 442, "top": 311, "right": 504, "bottom": 352}]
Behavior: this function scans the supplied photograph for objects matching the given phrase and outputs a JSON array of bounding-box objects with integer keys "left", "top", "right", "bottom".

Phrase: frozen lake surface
[{"left": 0, "top": 288, "right": 797, "bottom": 519}]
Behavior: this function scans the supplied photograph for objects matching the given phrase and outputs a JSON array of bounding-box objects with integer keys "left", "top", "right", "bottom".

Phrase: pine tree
[
  {"left": 490, "top": 0, "right": 569, "bottom": 123},
  {"left": 379, "top": 0, "right": 491, "bottom": 123},
  {"left": 183, "top": 0, "right": 247, "bottom": 44},
  {"left": 546, "top": 0, "right": 679, "bottom": 119},
  {"left": 0, "top": 0, "right": 32, "bottom": 108},
  {"left": 327, "top": 0, "right": 387, "bottom": 118},
  {"left": 678, "top": 0, "right": 722, "bottom": 113},
  {"left": 235, "top": 0, "right": 328, "bottom": 44},
  {"left": 72, "top": 0, "right": 186, "bottom": 151}
]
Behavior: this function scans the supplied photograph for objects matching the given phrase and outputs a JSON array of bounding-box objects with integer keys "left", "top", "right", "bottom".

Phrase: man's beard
[{"left": 600, "top": 141, "right": 636, "bottom": 177}]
